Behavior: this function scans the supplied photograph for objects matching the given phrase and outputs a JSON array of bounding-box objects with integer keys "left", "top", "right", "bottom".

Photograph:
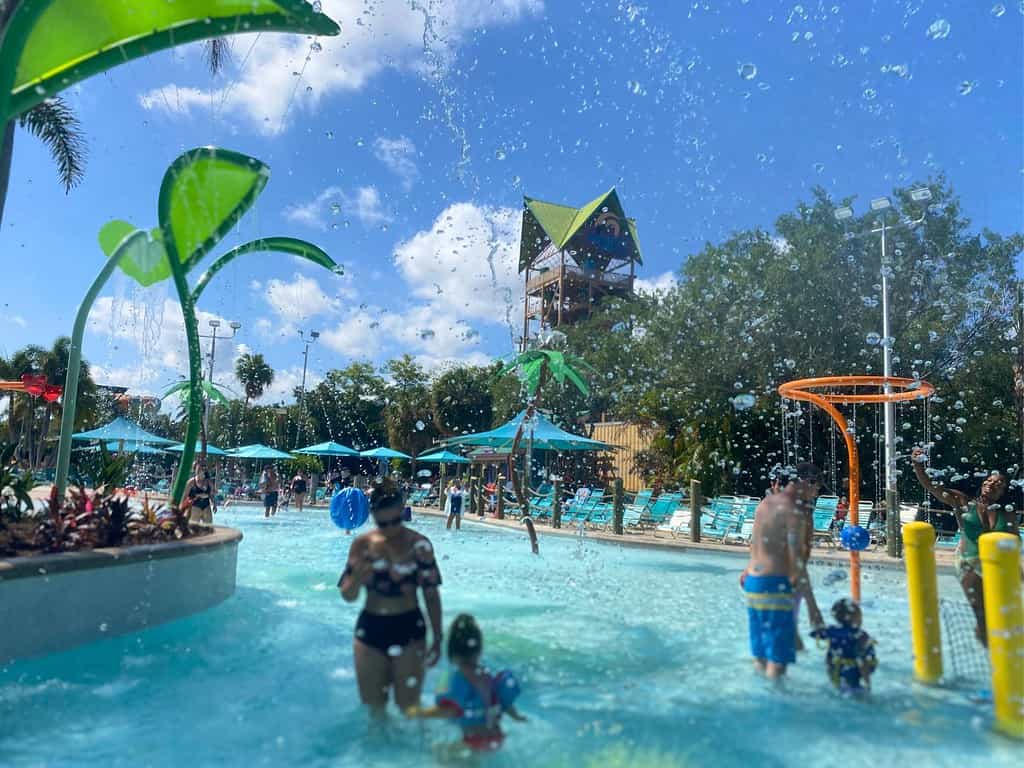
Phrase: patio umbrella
[
  {"left": 360, "top": 447, "right": 412, "bottom": 460},
  {"left": 76, "top": 441, "right": 167, "bottom": 455},
  {"left": 417, "top": 450, "right": 470, "bottom": 464},
  {"left": 227, "top": 444, "right": 294, "bottom": 460},
  {"left": 293, "top": 440, "right": 360, "bottom": 457},
  {"left": 443, "top": 410, "right": 614, "bottom": 451},
  {"left": 71, "top": 416, "right": 176, "bottom": 445},
  {"left": 167, "top": 441, "right": 229, "bottom": 457}
]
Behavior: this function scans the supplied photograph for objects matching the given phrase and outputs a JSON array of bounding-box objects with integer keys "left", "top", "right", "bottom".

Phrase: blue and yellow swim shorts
[{"left": 744, "top": 574, "right": 796, "bottom": 665}]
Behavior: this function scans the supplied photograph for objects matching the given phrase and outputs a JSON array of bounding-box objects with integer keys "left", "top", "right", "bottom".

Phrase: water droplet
[
  {"left": 926, "top": 19, "right": 951, "bottom": 40},
  {"left": 866, "top": 332, "right": 881, "bottom": 345},
  {"left": 991, "top": 3, "right": 1006, "bottom": 17},
  {"left": 785, "top": 359, "right": 796, "bottom": 369},
  {"left": 863, "top": 88, "right": 877, "bottom": 100},
  {"left": 305, "top": 85, "right": 313, "bottom": 94},
  {"left": 99, "top": 623, "right": 109, "bottom": 632},
  {"left": 813, "top": 162, "right": 825, "bottom": 174},
  {"left": 415, "top": 420, "right": 425, "bottom": 431},
  {"left": 312, "top": 1, "right": 322, "bottom": 12},
  {"left": 958, "top": 80, "right": 975, "bottom": 96},
  {"left": 419, "top": 329, "right": 435, "bottom": 341},
  {"left": 954, "top": 400, "right": 964, "bottom": 410},
  {"left": 406, "top": 676, "right": 419, "bottom": 687},
  {"left": 387, "top": 645, "right": 403, "bottom": 657},
  {"left": 732, "top": 394, "right": 756, "bottom": 411},
  {"left": 325, "top": 130, "right": 334, "bottom": 140},
  {"left": 738, "top": 63, "right": 757, "bottom": 80},
  {"left": 311, "top": 41, "right": 322, "bottom": 53},
  {"left": 494, "top": 149, "right": 507, "bottom": 160},
  {"left": 329, "top": 202, "right": 341, "bottom": 215}
]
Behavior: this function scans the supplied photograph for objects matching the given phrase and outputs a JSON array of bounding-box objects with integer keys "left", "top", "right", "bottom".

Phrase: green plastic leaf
[
  {"left": 98, "top": 222, "right": 171, "bottom": 287},
  {"left": 1, "top": 0, "right": 340, "bottom": 121},
  {"left": 158, "top": 148, "right": 270, "bottom": 272},
  {"left": 191, "top": 237, "right": 338, "bottom": 302}
]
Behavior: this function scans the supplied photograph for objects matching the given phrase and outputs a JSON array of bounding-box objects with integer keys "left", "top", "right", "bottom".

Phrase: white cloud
[
  {"left": 393, "top": 202, "right": 522, "bottom": 323},
  {"left": 265, "top": 273, "right": 340, "bottom": 320},
  {"left": 374, "top": 136, "right": 419, "bottom": 189},
  {"left": 635, "top": 271, "right": 678, "bottom": 295},
  {"left": 260, "top": 366, "right": 323, "bottom": 404},
  {"left": 283, "top": 185, "right": 390, "bottom": 230},
  {"left": 138, "top": 0, "right": 544, "bottom": 135}
]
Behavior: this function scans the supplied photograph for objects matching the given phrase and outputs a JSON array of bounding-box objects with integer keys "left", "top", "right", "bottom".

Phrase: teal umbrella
[
  {"left": 417, "top": 450, "right": 470, "bottom": 464},
  {"left": 76, "top": 441, "right": 167, "bottom": 455},
  {"left": 293, "top": 440, "right": 360, "bottom": 457},
  {"left": 167, "top": 441, "right": 228, "bottom": 457},
  {"left": 228, "top": 444, "right": 294, "bottom": 460},
  {"left": 71, "top": 416, "right": 176, "bottom": 445},
  {"left": 360, "top": 447, "right": 412, "bottom": 460},
  {"left": 443, "top": 410, "right": 614, "bottom": 451}
]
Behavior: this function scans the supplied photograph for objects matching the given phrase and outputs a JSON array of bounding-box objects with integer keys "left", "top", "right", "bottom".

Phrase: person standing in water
[
  {"left": 446, "top": 481, "right": 463, "bottom": 531},
  {"left": 260, "top": 464, "right": 280, "bottom": 518},
  {"left": 338, "top": 479, "right": 443, "bottom": 715},
  {"left": 290, "top": 471, "right": 309, "bottom": 513},
  {"left": 911, "top": 447, "right": 1017, "bottom": 646},
  {"left": 742, "top": 462, "right": 824, "bottom": 679},
  {"left": 182, "top": 458, "right": 215, "bottom": 524}
]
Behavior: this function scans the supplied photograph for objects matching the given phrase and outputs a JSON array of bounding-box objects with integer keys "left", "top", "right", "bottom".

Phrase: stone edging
[{"left": 0, "top": 526, "right": 243, "bottom": 582}]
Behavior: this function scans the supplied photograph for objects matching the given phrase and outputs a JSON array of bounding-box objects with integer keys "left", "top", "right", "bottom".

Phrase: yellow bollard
[
  {"left": 979, "top": 532, "right": 1024, "bottom": 740},
  {"left": 904, "top": 522, "right": 943, "bottom": 684}
]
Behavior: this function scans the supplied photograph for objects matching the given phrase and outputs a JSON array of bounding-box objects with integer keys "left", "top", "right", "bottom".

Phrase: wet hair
[
  {"left": 794, "top": 462, "right": 822, "bottom": 483},
  {"left": 368, "top": 477, "right": 405, "bottom": 513},
  {"left": 447, "top": 613, "right": 483, "bottom": 661},
  {"left": 832, "top": 598, "right": 860, "bottom": 626}
]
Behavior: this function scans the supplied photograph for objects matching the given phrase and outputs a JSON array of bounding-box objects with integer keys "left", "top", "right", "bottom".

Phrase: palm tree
[
  {"left": 498, "top": 330, "right": 592, "bottom": 515},
  {"left": 236, "top": 353, "right": 275, "bottom": 408}
]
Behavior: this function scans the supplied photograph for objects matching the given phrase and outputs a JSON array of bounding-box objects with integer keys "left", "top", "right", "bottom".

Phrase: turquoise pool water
[{"left": 0, "top": 505, "right": 1012, "bottom": 767}]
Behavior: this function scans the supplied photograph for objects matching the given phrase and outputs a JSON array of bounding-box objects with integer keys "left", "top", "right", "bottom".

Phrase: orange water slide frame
[{"left": 777, "top": 376, "right": 936, "bottom": 601}]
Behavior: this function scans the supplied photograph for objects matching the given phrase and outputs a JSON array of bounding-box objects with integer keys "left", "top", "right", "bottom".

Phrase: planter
[{"left": 0, "top": 526, "right": 242, "bottom": 664}]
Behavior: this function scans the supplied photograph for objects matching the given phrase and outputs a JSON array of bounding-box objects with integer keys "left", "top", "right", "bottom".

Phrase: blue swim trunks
[{"left": 744, "top": 574, "right": 796, "bottom": 665}]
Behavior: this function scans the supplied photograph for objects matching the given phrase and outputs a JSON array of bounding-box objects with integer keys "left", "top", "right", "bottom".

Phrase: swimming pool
[{"left": 0, "top": 505, "right": 1012, "bottom": 767}]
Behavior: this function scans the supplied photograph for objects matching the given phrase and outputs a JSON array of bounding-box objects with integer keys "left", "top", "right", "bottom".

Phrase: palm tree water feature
[
  {"left": 778, "top": 376, "right": 936, "bottom": 601},
  {"left": 494, "top": 330, "right": 594, "bottom": 516},
  {"left": 53, "top": 147, "right": 340, "bottom": 507},
  {"left": 0, "top": 0, "right": 339, "bottom": 227}
]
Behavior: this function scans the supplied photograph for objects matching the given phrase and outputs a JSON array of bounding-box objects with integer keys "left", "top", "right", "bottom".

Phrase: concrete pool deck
[{"left": 411, "top": 504, "right": 958, "bottom": 574}]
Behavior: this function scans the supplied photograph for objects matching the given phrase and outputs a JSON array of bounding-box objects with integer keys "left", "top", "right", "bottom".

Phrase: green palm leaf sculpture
[
  {"left": 0, "top": 0, "right": 340, "bottom": 122},
  {"left": 499, "top": 330, "right": 592, "bottom": 517},
  {"left": 54, "top": 147, "right": 339, "bottom": 507}
]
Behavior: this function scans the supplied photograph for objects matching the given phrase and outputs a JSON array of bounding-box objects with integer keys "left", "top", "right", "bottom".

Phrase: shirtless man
[{"left": 743, "top": 462, "right": 825, "bottom": 679}]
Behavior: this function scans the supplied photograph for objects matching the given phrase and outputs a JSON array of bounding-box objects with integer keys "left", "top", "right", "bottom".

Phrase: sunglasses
[{"left": 375, "top": 516, "right": 403, "bottom": 529}]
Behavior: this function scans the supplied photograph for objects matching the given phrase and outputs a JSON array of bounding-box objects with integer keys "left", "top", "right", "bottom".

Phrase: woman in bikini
[
  {"left": 911, "top": 447, "right": 1018, "bottom": 646},
  {"left": 338, "top": 478, "right": 443, "bottom": 715},
  {"left": 182, "top": 458, "right": 215, "bottom": 524}
]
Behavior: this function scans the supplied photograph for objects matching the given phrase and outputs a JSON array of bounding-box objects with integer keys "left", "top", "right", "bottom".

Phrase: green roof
[{"left": 519, "top": 188, "right": 642, "bottom": 272}]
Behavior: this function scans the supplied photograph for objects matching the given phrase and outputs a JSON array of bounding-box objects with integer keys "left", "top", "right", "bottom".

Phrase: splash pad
[{"left": 778, "top": 375, "right": 935, "bottom": 600}]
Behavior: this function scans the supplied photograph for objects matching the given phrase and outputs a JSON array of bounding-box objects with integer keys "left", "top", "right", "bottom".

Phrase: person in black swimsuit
[
  {"left": 290, "top": 471, "right": 309, "bottom": 513},
  {"left": 183, "top": 458, "right": 215, "bottom": 524},
  {"left": 338, "top": 478, "right": 443, "bottom": 715}
]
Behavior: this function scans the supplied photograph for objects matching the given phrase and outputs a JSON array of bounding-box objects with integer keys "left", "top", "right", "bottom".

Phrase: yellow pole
[
  {"left": 979, "top": 532, "right": 1024, "bottom": 740},
  {"left": 903, "top": 522, "right": 942, "bottom": 684}
]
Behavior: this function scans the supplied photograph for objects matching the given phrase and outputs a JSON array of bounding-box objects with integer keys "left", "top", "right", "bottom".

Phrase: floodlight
[
  {"left": 208, "top": 319, "right": 221, "bottom": 329},
  {"left": 310, "top": 330, "right": 320, "bottom": 340},
  {"left": 229, "top": 320, "right": 242, "bottom": 331},
  {"left": 870, "top": 197, "right": 891, "bottom": 211},
  {"left": 833, "top": 206, "right": 854, "bottom": 221},
  {"left": 909, "top": 187, "right": 932, "bottom": 202}
]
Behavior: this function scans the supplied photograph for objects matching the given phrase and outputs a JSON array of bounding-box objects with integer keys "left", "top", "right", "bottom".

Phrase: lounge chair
[
  {"left": 642, "top": 492, "right": 680, "bottom": 527},
  {"left": 724, "top": 518, "right": 755, "bottom": 545},
  {"left": 655, "top": 508, "right": 691, "bottom": 537}
]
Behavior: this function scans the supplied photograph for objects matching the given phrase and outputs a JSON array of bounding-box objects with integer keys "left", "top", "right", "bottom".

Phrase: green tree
[
  {"left": 303, "top": 363, "right": 388, "bottom": 451},
  {"left": 235, "top": 353, "right": 275, "bottom": 409},
  {"left": 430, "top": 365, "right": 494, "bottom": 437},
  {"left": 383, "top": 355, "right": 438, "bottom": 459}
]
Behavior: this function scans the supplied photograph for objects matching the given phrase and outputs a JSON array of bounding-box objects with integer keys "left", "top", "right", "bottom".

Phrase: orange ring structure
[{"left": 777, "top": 376, "right": 936, "bottom": 601}]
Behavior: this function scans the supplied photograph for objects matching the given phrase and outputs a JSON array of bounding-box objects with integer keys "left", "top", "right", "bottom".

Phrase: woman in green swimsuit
[{"left": 911, "top": 447, "right": 1018, "bottom": 647}]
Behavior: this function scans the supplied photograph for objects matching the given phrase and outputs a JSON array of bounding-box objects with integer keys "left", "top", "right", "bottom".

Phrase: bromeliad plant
[
  {"left": 54, "top": 148, "right": 340, "bottom": 506},
  {"left": 498, "top": 330, "right": 593, "bottom": 515}
]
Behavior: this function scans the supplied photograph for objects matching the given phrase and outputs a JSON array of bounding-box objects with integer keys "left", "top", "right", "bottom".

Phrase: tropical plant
[
  {"left": 235, "top": 353, "right": 275, "bottom": 407},
  {"left": 53, "top": 148, "right": 339, "bottom": 507},
  {"left": 283, "top": 454, "right": 323, "bottom": 478},
  {"left": 430, "top": 365, "right": 494, "bottom": 437},
  {"left": 164, "top": 377, "right": 233, "bottom": 459},
  {"left": 498, "top": 330, "right": 593, "bottom": 512},
  {"left": 0, "top": 440, "right": 33, "bottom": 525},
  {"left": 382, "top": 355, "right": 439, "bottom": 459},
  {"left": 0, "top": 0, "right": 339, "bottom": 226}
]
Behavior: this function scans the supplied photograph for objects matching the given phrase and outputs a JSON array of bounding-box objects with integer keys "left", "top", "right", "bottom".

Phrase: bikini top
[
  {"left": 188, "top": 480, "right": 211, "bottom": 498},
  {"left": 340, "top": 538, "right": 442, "bottom": 597}
]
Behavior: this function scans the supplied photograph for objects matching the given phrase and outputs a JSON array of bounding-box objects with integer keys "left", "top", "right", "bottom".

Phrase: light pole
[
  {"left": 834, "top": 187, "right": 932, "bottom": 558},
  {"left": 297, "top": 330, "right": 319, "bottom": 444},
  {"left": 197, "top": 319, "right": 241, "bottom": 458}
]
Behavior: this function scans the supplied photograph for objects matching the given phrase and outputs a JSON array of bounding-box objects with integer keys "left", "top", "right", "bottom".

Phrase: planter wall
[{"left": 0, "top": 526, "right": 242, "bottom": 664}]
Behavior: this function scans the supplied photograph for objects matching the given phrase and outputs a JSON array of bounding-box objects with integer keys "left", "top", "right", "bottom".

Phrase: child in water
[
  {"left": 406, "top": 614, "right": 526, "bottom": 752},
  {"left": 811, "top": 598, "right": 877, "bottom": 695}
]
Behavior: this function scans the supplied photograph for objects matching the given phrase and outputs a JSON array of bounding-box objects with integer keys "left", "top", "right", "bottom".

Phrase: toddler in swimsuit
[
  {"left": 406, "top": 614, "right": 525, "bottom": 752},
  {"left": 810, "top": 598, "right": 877, "bottom": 696}
]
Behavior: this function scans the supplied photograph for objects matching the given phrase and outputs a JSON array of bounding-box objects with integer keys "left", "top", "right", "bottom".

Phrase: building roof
[{"left": 519, "top": 188, "right": 642, "bottom": 273}]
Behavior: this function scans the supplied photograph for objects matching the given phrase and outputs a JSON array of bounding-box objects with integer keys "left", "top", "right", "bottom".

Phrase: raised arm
[{"left": 911, "top": 447, "right": 969, "bottom": 509}]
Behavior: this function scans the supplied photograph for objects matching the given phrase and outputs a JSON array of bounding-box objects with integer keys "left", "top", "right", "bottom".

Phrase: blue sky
[{"left": 1, "top": 0, "right": 1021, "bottom": 404}]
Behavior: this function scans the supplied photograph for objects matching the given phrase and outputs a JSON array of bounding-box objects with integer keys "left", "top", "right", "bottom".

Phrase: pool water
[{"left": 0, "top": 506, "right": 1013, "bottom": 767}]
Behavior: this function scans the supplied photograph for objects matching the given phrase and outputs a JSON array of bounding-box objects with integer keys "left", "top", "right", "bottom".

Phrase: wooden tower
[{"left": 518, "top": 188, "right": 642, "bottom": 349}]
